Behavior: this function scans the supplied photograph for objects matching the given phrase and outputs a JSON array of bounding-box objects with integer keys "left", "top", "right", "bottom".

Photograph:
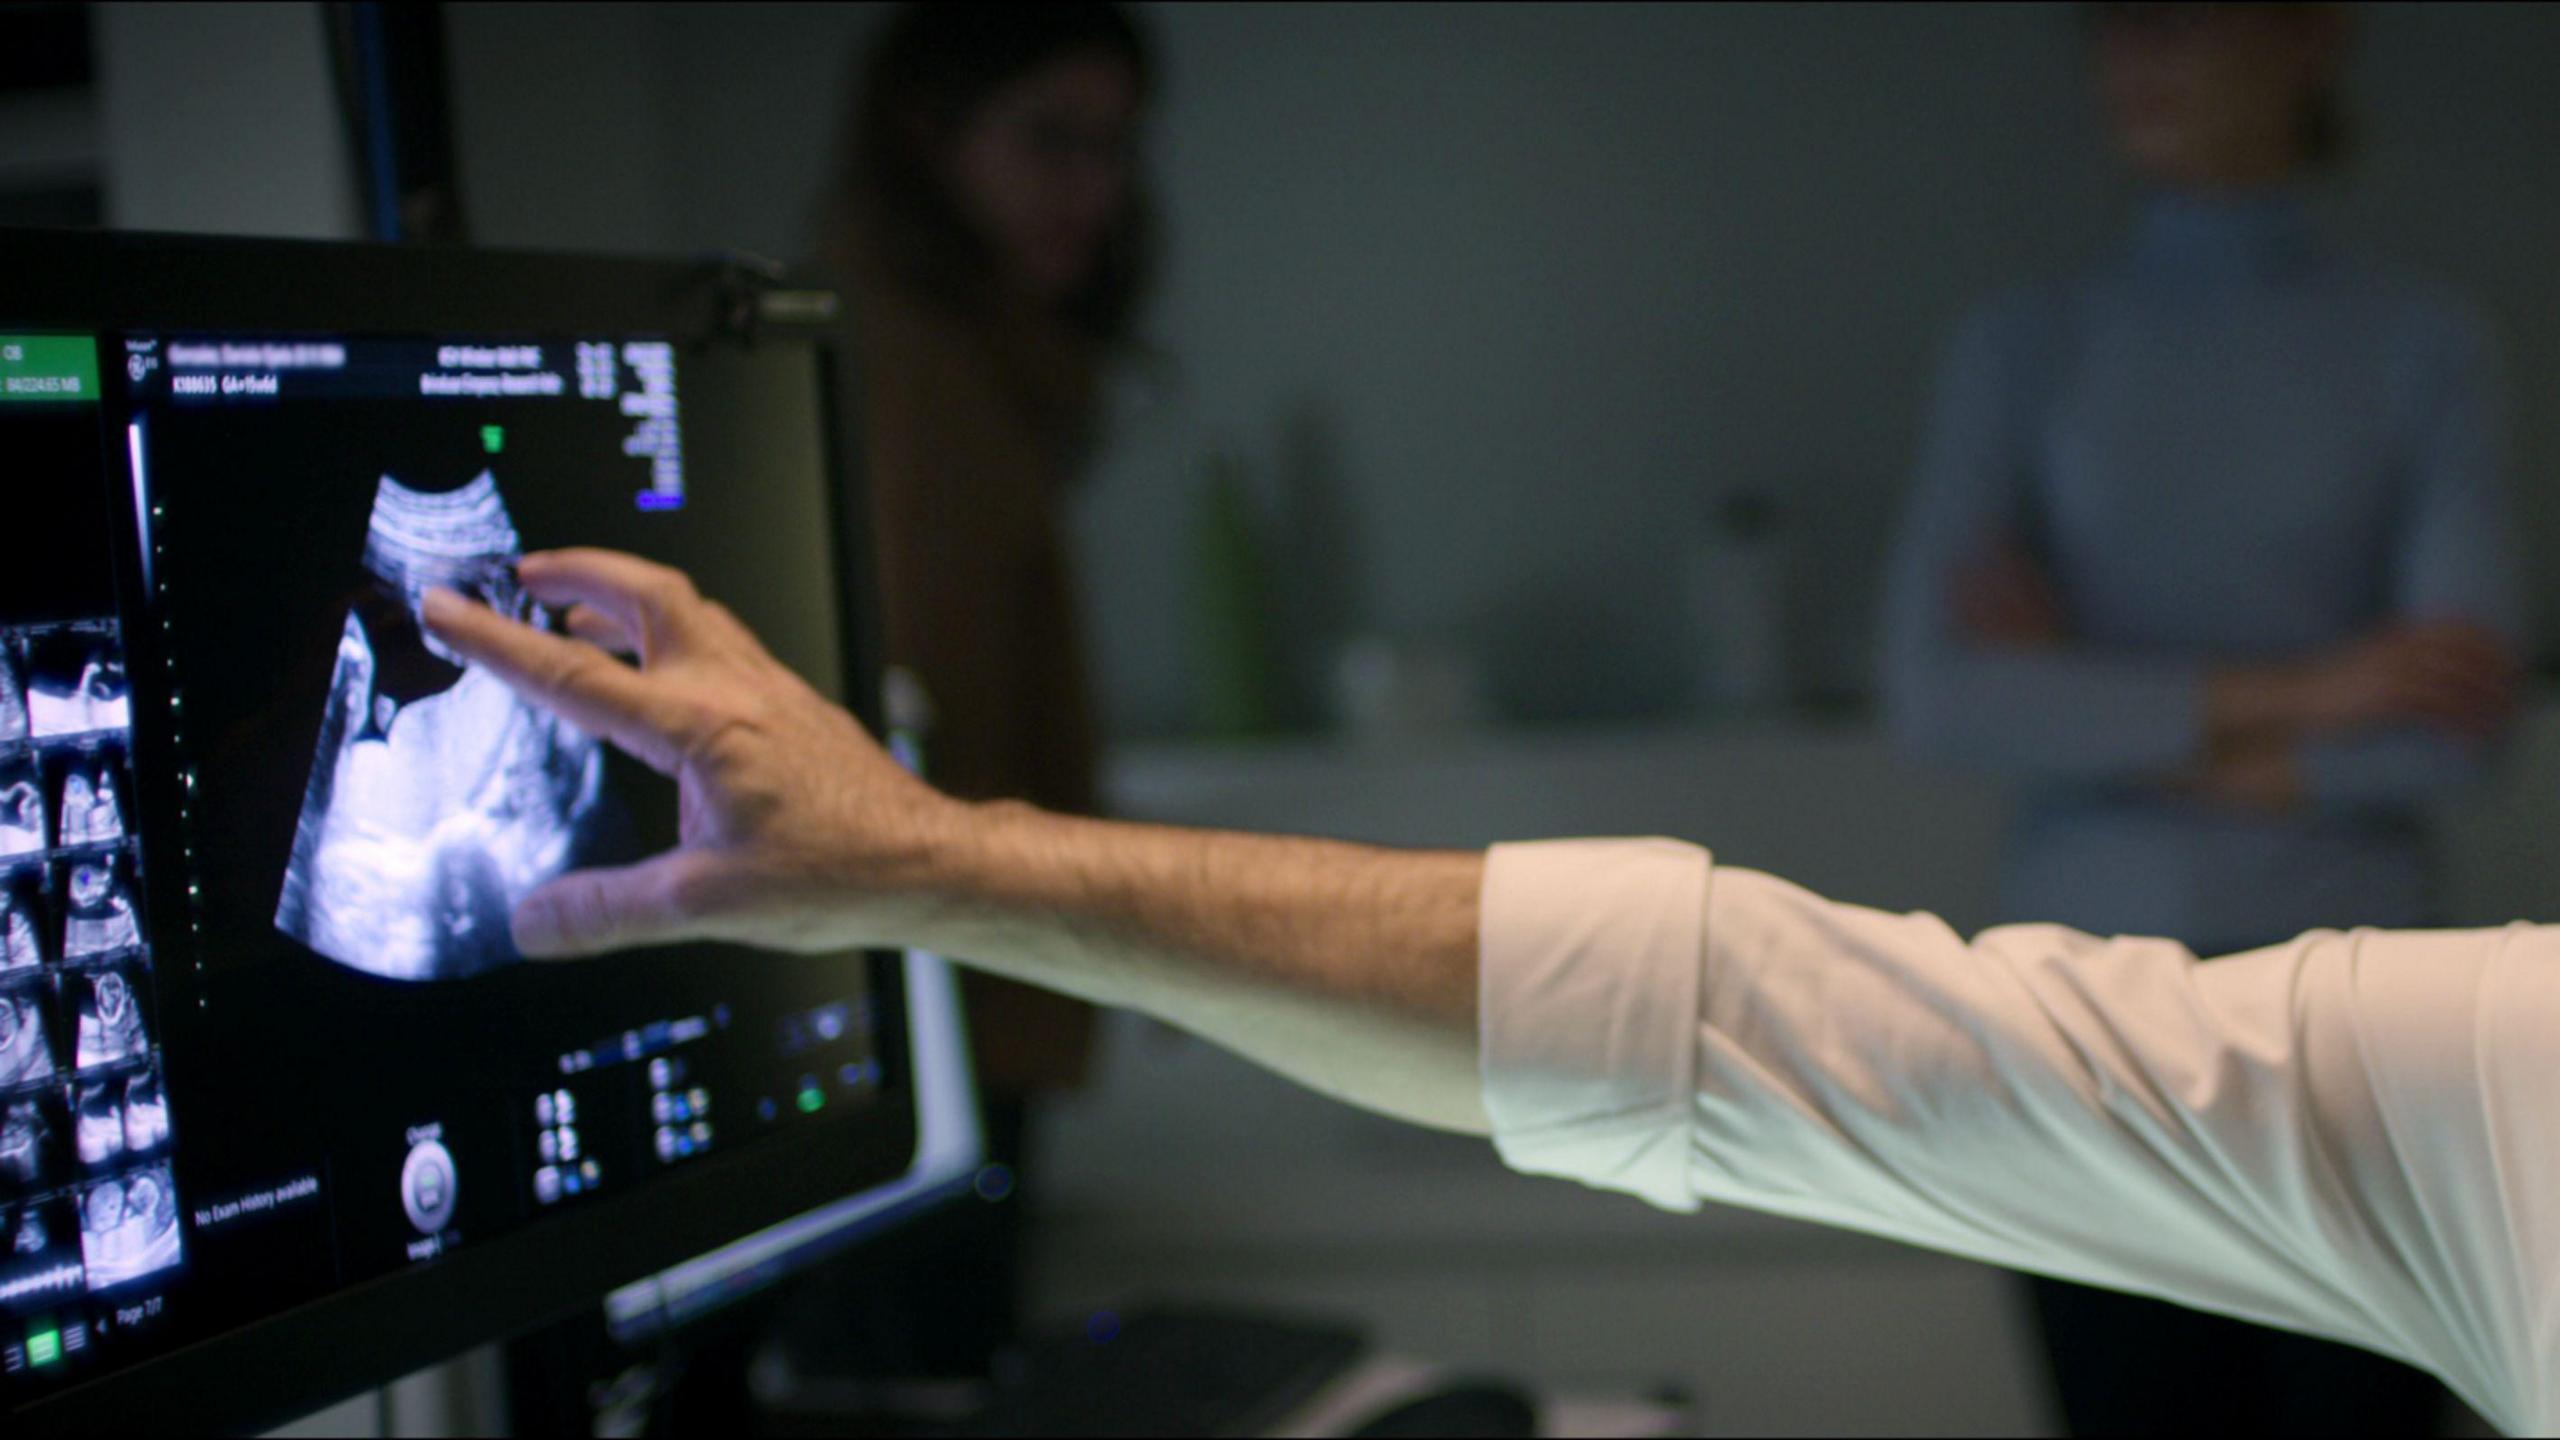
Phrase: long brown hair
[{"left": 823, "top": 3, "right": 1157, "bottom": 346}]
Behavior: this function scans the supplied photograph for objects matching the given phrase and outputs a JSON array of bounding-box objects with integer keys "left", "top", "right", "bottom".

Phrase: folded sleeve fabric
[
  {"left": 1479, "top": 838, "right": 1709, "bottom": 1213},
  {"left": 1477, "top": 837, "right": 2555, "bottom": 1435}
]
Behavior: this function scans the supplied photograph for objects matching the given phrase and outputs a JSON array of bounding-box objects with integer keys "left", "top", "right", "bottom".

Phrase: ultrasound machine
[{"left": 0, "top": 227, "right": 991, "bottom": 1433}]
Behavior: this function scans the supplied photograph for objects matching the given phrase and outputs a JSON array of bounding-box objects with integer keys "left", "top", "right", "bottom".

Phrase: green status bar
[{"left": 0, "top": 335, "right": 99, "bottom": 403}]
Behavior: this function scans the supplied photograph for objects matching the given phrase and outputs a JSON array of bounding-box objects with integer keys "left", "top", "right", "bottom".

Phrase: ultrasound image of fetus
[
  {"left": 56, "top": 765, "right": 123, "bottom": 847},
  {"left": 122, "top": 1069, "right": 167, "bottom": 1154},
  {"left": 276, "top": 472, "right": 604, "bottom": 982},
  {"left": 55, "top": 775, "right": 89, "bottom": 846},
  {"left": 0, "top": 875, "right": 41, "bottom": 972},
  {"left": 73, "top": 968, "right": 146, "bottom": 1069},
  {"left": 80, "top": 1163, "right": 180, "bottom": 1290},
  {"left": 0, "top": 984, "right": 53, "bottom": 1086},
  {"left": 0, "top": 1097, "right": 59, "bottom": 1193},
  {"left": 86, "top": 770, "right": 122, "bottom": 843},
  {"left": 0, "top": 761, "right": 42, "bottom": 859},
  {"left": 0, "top": 642, "right": 25, "bottom": 745},
  {"left": 24, "top": 634, "right": 130, "bottom": 740},
  {"left": 73, "top": 1081, "right": 120, "bottom": 1167},
  {"left": 60, "top": 858, "right": 139, "bottom": 959}
]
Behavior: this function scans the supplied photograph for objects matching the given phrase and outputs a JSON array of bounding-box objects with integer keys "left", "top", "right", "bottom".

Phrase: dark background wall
[{"left": 444, "top": 2, "right": 2560, "bottom": 738}]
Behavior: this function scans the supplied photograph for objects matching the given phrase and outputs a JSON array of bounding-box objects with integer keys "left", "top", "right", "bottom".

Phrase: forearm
[
  {"left": 2202, "top": 662, "right": 2316, "bottom": 747},
  {"left": 893, "top": 802, "right": 1492, "bottom": 1134},
  {"left": 420, "top": 554, "right": 1493, "bottom": 1130},
  {"left": 2190, "top": 647, "right": 2513, "bottom": 813},
  {"left": 2204, "top": 620, "right": 2520, "bottom": 758}
]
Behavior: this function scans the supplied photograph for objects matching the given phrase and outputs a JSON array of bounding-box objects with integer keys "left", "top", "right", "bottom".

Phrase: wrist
[
  {"left": 882, "top": 796, "right": 1087, "bottom": 936},
  {"left": 2205, "top": 661, "right": 2319, "bottom": 744},
  {"left": 883, "top": 793, "right": 1022, "bottom": 899},
  {"left": 800, "top": 750, "right": 1012, "bottom": 915},
  {"left": 2182, "top": 737, "right": 2306, "bottom": 813},
  {"left": 877, "top": 798, "right": 1160, "bottom": 1014}
]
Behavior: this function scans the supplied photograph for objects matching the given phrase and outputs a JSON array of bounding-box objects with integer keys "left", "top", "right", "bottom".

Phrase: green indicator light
[
  {"left": 27, "top": 1329, "right": 60, "bottom": 1366},
  {"left": 481, "top": 424, "right": 505, "bottom": 453},
  {"left": 796, "top": 1089, "right": 824, "bottom": 1114}
]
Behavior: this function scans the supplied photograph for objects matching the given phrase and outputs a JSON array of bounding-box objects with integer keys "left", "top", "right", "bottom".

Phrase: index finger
[
  {"left": 515, "top": 548, "right": 715, "bottom": 663},
  {"left": 422, "top": 587, "right": 694, "bottom": 774}
]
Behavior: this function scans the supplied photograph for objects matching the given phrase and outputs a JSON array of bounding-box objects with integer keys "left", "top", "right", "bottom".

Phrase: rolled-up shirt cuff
[{"left": 1479, "top": 838, "right": 1711, "bottom": 1212}]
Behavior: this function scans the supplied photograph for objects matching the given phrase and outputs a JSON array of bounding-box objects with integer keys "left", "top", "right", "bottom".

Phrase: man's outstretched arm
[
  {"left": 421, "top": 549, "right": 1490, "bottom": 1132},
  {"left": 427, "top": 548, "right": 2553, "bottom": 1431}
]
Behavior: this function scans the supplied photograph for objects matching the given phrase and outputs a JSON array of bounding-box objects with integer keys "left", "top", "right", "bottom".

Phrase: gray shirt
[{"left": 1882, "top": 189, "right": 2523, "bottom": 950}]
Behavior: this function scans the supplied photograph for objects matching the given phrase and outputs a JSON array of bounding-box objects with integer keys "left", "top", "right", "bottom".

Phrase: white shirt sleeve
[{"left": 1478, "top": 838, "right": 2557, "bottom": 1436}]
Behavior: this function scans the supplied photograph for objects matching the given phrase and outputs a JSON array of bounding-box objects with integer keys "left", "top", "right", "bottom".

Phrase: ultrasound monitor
[
  {"left": 0, "top": 229, "right": 944, "bottom": 1432},
  {"left": 603, "top": 933, "right": 983, "bottom": 1344}
]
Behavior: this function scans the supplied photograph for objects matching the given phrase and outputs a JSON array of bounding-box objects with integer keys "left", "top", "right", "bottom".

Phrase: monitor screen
[
  {"left": 606, "top": 719, "right": 985, "bottom": 1342},
  {"left": 604, "top": 938, "right": 982, "bottom": 1343},
  {"left": 1, "top": 234, "right": 919, "bottom": 1428}
]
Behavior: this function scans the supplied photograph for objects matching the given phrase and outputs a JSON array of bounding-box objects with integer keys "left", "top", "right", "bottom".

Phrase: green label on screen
[{"left": 0, "top": 335, "right": 99, "bottom": 402}]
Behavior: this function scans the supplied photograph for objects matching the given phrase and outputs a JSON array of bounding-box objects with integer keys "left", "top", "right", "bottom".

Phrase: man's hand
[
  {"left": 422, "top": 548, "right": 961, "bottom": 958},
  {"left": 424, "top": 547, "right": 1492, "bottom": 1133}
]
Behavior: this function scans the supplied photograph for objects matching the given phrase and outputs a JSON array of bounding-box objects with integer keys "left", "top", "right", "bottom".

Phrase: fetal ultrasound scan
[
  {"left": 79, "top": 1162, "right": 179, "bottom": 1291},
  {"left": 0, "top": 981, "right": 54, "bottom": 1088},
  {"left": 0, "top": 1197, "right": 84, "bottom": 1315},
  {"left": 70, "top": 967, "right": 146, "bottom": 1070},
  {"left": 46, "top": 746, "right": 126, "bottom": 848},
  {"left": 72, "top": 1081, "right": 120, "bottom": 1168},
  {"left": 119, "top": 1069, "right": 167, "bottom": 1155},
  {"left": 0, "top": 758, "right": 42, "bottom": 859},
  {"left": 0, "top": 871, "right": 39, "bottom": 974},
  {"left": 0, "top": 640, "right": 25, "bottom": 745},
  {"left": 0, "top": 1093, "right": 63, "bottom": 1196},
  {"left": 22, "top": 631, "right": 130, "bottom": 740},
  {"left": 275, "top": 472, "right": 605, "bottom": 982},
  {"left": 66, "top": 1072, "right": 169, "bottom": 1166},
  {"left": 57, "top": 856, "right": 139, "bottom": 961}
]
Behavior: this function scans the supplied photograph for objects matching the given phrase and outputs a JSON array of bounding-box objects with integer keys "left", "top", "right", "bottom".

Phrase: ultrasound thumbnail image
[
  {"left": 276, "top": 472, "right": 605, "bottom": 982},
  {"left": 57, "top": 853, "right": 140, "bottom": 963},
  {"left": 0, "top": 869, "right": 40, "bottom": 972},
  {"left": 0, "top": 756, "right": 41, "bottom": 859},
  {"left": 69, "top": 966, "right": 147, "bottom": 1071},
  {"left": 0, "top": 1197, "right": 83, "bottom": 1315},
  {"left": 72, "top": 1070, "right": 166, "bottom": 1169},
  {"left": 0, "top": 640, "right": 24, "bottom": 745},
  {"left": 45, "top": 744, "right": 127, "bottom": 848},
  {"left": 0, "top": 1092, "right": 65, "bottom": 1196},
  {"left": 0, "top": 979, "right": 54, "bottom": 1087},
  {"left": 22, "top": 630, "right": 130, "bottom": 740},
  {"left": 80, "top": 1161, "right": 178, "bottom": 1291}
]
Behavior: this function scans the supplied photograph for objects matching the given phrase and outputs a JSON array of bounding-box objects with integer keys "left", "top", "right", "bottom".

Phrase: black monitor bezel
[{"left": 0, "top": 227, "right": 916, "bottom": 1434}]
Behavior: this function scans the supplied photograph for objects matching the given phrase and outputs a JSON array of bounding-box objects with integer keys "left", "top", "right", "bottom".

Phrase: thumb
[{"left": 513, "top": 851, "right": 708, "bottom": 959}]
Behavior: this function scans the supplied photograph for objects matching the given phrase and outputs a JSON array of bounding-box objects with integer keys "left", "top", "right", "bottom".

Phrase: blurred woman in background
[
  {"left": 1884, "top": 3, "right": 2522, "bottom": 1433},
  {"left": 819, "top": 0, "right": 1152, "bottom": 1369}
]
